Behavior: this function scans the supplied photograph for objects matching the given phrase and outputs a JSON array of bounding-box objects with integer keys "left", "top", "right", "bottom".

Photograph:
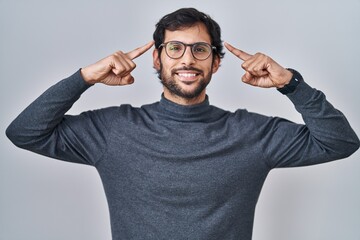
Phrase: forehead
[{"left": 163, "top": 23, "right": 211, "bottom": 44}]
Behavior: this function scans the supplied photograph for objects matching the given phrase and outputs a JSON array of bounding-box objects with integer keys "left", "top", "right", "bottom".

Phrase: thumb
[{"left": 122, "top": 74, "right": 134, "bottom": 85}]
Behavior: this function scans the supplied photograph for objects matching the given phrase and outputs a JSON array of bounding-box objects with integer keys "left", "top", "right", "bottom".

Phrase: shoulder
[{"left": 223, "top": 107, "right": 287, "bottom": 132}]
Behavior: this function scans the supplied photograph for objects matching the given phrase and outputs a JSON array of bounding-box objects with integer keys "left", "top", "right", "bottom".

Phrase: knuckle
[
  {"left": 113, "top": 51, "right": 125, "bottom": 59},
  {"left": 110, "top": 54, "right": 120, "bottom": 62},
  {"left": 129, "top": 61, "right": 136, "bottom": 69},
  {"left": 241, "top": 62, "right": 247, "bottom": 68},
  {"left": 113, "top": 69, "right": 122, "bottom": 76},
  {"left": 109, "top": 54, "right": 117, "bottom": 61},
  {"left": 114, "top": 66, "right": 125, "bottom": 75}
]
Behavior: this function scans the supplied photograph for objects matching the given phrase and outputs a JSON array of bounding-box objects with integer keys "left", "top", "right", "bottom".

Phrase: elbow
[
  {"left": 336, "top": 135, "right": 360, "bottom": 159},
  {"left": 348, "top": 136, "right": 360, "bottom": 156},
  {"left": 5, "top": 122, "right": 33, "bottom": 149},
  {"left": 6, "top": 123, "right": 23, "bottom": 148},
  {"left": 316, "top": 133, "right": 360, "bottom": 162}
]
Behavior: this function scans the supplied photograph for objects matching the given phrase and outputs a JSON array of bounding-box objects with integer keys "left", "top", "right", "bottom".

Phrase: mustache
[{"left": 171, "top": 66, "right": 203, "bottom": 75}]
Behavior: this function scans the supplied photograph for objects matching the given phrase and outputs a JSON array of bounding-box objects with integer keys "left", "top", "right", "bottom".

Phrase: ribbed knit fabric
[{"left": 6, "top": 70, "right": 359, "bottom": 239}]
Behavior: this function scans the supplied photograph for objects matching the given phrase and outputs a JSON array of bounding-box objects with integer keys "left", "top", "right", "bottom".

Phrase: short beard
[{"left": 157, "top": 62, "right": 213, "bottom": 100}]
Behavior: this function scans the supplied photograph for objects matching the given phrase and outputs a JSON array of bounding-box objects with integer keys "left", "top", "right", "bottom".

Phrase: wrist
[
  {"left": 80, "top": 68, "right": 95, "bottom": 85},
  {"left": 276, "top": 69, "right": 293, "bottom": 88},
  {"left": 277, "top": 68, "right": 303, "bottom": 94}
]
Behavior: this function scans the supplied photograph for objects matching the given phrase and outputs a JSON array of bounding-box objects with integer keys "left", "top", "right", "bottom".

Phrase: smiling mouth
[
  {"left": 174, "top": 72, "right": 201, "bottom": 84},
  {"left": 176, "top": 73, "right": 199, "bottom": 78},
  {"left": 172, "top": 67, "right": 203, "bottom": 79}
]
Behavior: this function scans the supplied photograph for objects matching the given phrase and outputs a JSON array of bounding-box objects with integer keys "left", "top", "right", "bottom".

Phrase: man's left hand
[{"left": 224, "top": 42, "right": 293, "bottom": 88}]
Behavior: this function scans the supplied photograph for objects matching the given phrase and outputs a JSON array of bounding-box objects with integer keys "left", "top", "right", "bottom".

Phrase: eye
[
  {"left": 193, "top": 44, "right": 210, "bottom": 53},
  {"left": 167, "top": 42, "right": 183, "bottom": 52}
]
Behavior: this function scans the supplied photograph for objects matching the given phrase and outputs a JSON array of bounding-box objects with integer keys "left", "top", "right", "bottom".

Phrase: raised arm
[
  {"left": 6, "top": 42, "right": 154, "bottom": 165},
  {"left": 225, "top": 42, "right": 359, "bottom": 168}
]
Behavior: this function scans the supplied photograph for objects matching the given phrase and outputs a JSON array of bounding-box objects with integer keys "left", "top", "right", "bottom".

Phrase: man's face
[{"left": 153, "top": 23, "right": 220, "bottom": 105}]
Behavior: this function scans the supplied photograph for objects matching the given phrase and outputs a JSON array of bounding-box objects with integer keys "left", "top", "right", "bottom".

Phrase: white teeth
[{"left": 178, "top": 73, "right": 197, "bottom": 77}]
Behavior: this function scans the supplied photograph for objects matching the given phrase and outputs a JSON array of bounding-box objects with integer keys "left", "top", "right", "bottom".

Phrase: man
[{"left": 6, "top": 7, "right": 359, "bottom": 240}]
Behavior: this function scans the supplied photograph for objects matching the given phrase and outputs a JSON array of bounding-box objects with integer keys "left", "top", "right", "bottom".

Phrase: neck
[{"left": 163, "top": 90, "right": 206, "bottom": 106}]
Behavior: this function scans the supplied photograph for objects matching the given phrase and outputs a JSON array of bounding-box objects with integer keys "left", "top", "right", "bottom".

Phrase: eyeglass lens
[{"left": 165, "top": 42, "right": 212, "bottom": 60}]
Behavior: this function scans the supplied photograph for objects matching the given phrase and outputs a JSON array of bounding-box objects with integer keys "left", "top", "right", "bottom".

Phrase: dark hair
[{"left": 153, "top": 8, "right": 225, "bottom": 59}]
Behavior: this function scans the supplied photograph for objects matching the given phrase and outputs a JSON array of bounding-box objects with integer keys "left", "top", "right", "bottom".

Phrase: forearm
[
  {"left": 286, "top": 80, "right": 359, "bottom": 163},
  {"left": 264, "top": 75, "right": 359, "bottom": 168},
  {"left": 6, "top": 70, "right": 91, "bottom": 151}
]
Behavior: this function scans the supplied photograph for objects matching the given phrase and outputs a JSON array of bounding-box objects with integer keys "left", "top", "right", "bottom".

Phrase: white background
[{"left": 1, "top": 0, "right": 359, "bottom": 239}]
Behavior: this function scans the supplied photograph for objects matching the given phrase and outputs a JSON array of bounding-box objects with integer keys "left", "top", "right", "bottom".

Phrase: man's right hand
[{"left": 81, "top": 41, "right": 154, "bottom": 85}]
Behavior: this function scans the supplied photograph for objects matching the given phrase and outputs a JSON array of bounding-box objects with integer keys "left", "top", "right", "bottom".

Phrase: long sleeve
[
  {"left": 263, "top": 79, "right": 359, "bottom": 168},
  {"left": 5, "top": 69, "right": 359, "bottom": 239},
  {"left": 6, "top": 70, "right": 111, "bottom": 165}
]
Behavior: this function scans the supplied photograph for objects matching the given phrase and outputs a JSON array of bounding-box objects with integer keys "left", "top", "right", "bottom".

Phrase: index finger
[
  {"left": 224, "top": 42, "right": 252, "bottom": 61},
  {"left": 126, "top": 41, "right": 155, "bottom": 60}
]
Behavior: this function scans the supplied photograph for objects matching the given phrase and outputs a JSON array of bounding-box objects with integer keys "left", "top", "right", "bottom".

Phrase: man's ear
[
  {"left": 153, "top": 49, "right": 161, "bottom": 71},
  {"left": 212, "top": 55, "right": 221, "bottom": 74}
]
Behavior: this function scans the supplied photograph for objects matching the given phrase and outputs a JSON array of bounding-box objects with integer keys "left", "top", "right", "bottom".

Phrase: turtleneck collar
[{"left": 157, "top": 94, "right": 217, "bottom": 122}]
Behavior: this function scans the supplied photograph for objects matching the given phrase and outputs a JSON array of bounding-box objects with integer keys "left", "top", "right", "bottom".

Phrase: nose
[{"left": 180, "top": 46, "right": 196, "bottom": 65}]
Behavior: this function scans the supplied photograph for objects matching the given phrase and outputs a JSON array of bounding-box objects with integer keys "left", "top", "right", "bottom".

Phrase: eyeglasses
[{"left": 159, "top": 41, "right": 216, "bottom": 61}]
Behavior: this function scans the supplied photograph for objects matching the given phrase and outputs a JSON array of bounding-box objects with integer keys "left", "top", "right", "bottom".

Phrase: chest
[{"left": 99, "top": 120, "right": 270, "bottom": 205}]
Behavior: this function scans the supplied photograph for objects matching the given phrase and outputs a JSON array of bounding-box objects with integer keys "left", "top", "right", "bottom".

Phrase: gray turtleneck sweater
[{"left": 6, "top": 70, "right": 359, "bottom": 240}]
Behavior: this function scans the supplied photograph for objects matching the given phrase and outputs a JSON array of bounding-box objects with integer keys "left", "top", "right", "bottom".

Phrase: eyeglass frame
[{"left": 158, "top": 41, "right": 217, "bottom": 61}]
